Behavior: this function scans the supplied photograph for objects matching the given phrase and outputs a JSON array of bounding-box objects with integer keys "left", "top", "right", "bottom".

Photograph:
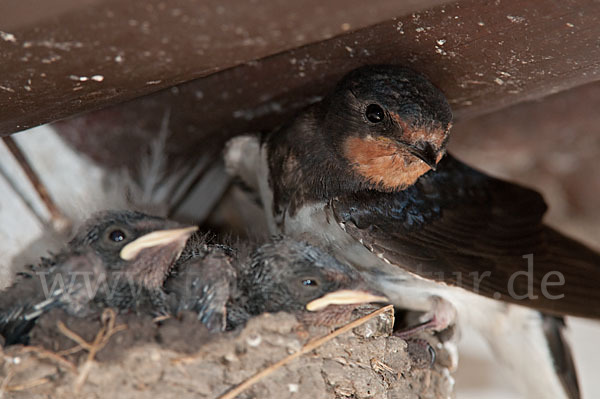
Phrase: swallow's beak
[
  {"left": 306, "top": 289, "right": 389, "bottom": 311},
  {"left": 119, "top": 226, "right": 198, "bottom": 261},
  {"left": 393, "top": 139, "right": 439, "bottom": 170}
]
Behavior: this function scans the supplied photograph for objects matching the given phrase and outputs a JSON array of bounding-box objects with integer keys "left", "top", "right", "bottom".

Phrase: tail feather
[{"left": 543, "top": 315, "right": 580, "bottom": 399}]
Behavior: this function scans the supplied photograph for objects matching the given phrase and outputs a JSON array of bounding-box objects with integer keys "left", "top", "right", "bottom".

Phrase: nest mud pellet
[{"left": 0, "top": 306, "right": 455, "bottom": 398}]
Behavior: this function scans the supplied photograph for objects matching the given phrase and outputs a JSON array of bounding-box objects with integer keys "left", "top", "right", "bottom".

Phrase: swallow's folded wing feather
[{"left": 333, "top": 154, "right": 600, "bottom": 318}]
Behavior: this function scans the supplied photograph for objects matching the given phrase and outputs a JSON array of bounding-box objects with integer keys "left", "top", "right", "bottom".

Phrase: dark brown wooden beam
[
  {"left": 3, "top": 0, "right": 600, "bottom": 137},
  {"left": 0, "top": 0, "right": 448, "bottom": 135}
]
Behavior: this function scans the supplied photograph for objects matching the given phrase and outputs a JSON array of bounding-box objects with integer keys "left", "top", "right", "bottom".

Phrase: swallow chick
[
  {"left": 0, "top": 210, "right": 197, "bottom": 345},
  {"left": 226, "top": 237, "right": 387, "bottom": 330},
  {"left": 164, "top": 234, "right": 237, "bottom": 332},
  {"left": 225, "top": 64, "right": 600, "bottom": 399}
]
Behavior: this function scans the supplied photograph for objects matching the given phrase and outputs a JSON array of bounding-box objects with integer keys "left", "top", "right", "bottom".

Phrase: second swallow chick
[
  {"left": 164, "top": 234, "right": 238, "bottom": 332},
  {"left": 226, "top": 237, "right": 388, "bottom": 330}
]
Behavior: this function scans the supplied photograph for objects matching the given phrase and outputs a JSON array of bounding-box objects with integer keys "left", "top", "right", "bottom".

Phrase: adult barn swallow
[
  {"left": 226, "top": 237, "right": 387, "bottom": 329},
  {"left": 225, "top": 65, "right": 600, "bottom": 398},
  {"left": 0, "top": 210, "right": 196, "bottom": 345}
]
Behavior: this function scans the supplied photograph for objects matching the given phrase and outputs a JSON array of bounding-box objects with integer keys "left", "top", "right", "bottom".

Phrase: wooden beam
[
  {"left": 0, "top": 0, "right": 448, "bottom": 135},
  {"left": 3, "top": 1, "right": 600, "bottom": 137}
]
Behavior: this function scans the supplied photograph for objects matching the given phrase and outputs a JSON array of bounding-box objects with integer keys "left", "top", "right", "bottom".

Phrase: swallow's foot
[{"left": 394, "top": 296, "right": 456, "bottom": 339}]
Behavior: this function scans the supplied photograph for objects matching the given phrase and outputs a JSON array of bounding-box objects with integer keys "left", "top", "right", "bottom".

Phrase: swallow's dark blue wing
[{"left": 333, "top": 154, "right": 600, "bottom": 318}]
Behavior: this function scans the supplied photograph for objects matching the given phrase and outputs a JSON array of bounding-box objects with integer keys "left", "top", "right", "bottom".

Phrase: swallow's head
[
  {"left": 69, "top": 210, "right": 197, "bottom": 289},
  {"left": 241, "top": 238, "right": 387, "bottom": 323},
  {"left": 324, "top": 65, "right": 452, "bottom": 191}
]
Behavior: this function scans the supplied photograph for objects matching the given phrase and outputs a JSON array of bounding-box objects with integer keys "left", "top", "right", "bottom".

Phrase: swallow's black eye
[
  {"left": 301, "top": 278, "right": 319, "bottom": 287},
  {"left": 108, "top": 229, "right": 126, "bottom": 242},
  {"left": 365, "top": 104, "right": 384, "bottom": 123}
]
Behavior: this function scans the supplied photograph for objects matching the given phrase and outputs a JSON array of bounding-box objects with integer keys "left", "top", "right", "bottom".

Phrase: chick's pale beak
[
  {"left": 119, "top": 226, "right": 198, "bottom": 261},
  {"left": 306, "top": 289, "right": 389, "bottom": 311}
]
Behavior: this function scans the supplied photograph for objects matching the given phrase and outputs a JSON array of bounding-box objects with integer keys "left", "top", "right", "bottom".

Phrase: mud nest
[{"left": 0, "top": 305, "right": 455, "bottom": 398}]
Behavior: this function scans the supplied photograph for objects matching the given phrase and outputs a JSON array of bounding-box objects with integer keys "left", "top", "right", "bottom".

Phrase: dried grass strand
[
  {"left": 55, "top": 309, "right": 126, "bottom": 393},
  {"left": 5, "top": 377, "right": 50, "bottom": 392},
  {"left": 18, "top": 346, "right": 78, "bottom": 373}
]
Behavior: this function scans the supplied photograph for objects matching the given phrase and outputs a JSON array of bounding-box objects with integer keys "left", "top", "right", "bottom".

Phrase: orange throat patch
[{"left": 343, "top": 136, "right": 433, "bottom": 191}]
